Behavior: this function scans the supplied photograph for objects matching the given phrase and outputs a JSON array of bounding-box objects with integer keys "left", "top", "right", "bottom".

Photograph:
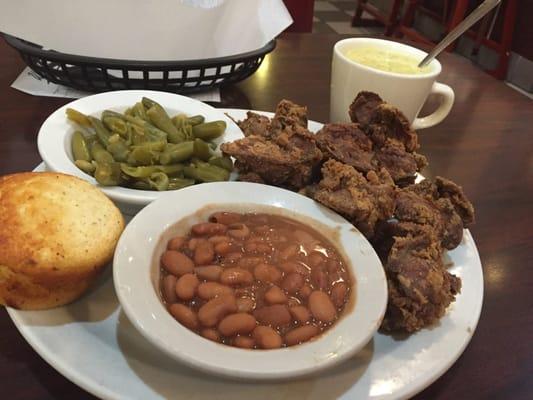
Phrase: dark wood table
[{"left": 1, "top": 33, "right": 532, "bottom": 400}]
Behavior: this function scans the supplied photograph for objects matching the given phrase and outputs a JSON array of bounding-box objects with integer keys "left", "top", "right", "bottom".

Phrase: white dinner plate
[{"left": 7, "top": 109, "right": 484, "bottom": 400}]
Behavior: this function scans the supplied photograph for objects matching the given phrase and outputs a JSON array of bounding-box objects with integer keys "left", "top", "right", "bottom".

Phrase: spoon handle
[{"left": 418, "top": 0, "right": 501, "bottom": 67}]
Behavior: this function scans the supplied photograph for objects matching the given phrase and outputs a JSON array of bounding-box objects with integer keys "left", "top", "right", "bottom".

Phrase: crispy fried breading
[
  {"left": 221, "top": 123, "right": 322, "bottom": 190},
  {"left": 349, "top": 91, "right": 419, "bottom": 152},
  {"left": 273, "top": 99, "right": 308, "bottom": 130},
  {"left": 315, "top": 123, "right": 426, "bottom": 185},
  {"left": 373, "top": 175, "right": 474, "bottom": 332},
  {"left": 318, "top": 92, "right": 426, "bottom": 185},
  {"left": 348, "top": 91, "right": 383, "bottom": 126},
  {"left": 381, "top": 230, "right": 461, "bottom": 332},
  {"left": 315, "top": 123, "right": 374, "bottom": 172},
  {"left": 237, "top": 111, "right": 271, "bottom": 138},
  {"left": 435, "top": 176, "right": 475, "bottom": 225},
  {"left": 306, "top": 159, "right": 396, "bottom": 238},
  {"left": 237, "top": 171, "right": 265, "bottom": 184},
  {"left": 374, "top": 139, "right": 426, "bottom": 185},
  {"left": 397, "top": 177, "right": 474, "bottom": 250},
  {"left": 372, "top": 220, "right": 461, "bottom": 333}
]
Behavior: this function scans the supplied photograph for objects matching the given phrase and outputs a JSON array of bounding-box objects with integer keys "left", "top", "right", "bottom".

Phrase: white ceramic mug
[{"left": 330, "top": 38, "right": 454, "bottom": 129}]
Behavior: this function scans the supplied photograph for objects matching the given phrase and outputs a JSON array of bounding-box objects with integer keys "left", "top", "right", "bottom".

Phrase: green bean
[
  {"left": 144, "top": 124, "right": 168, "bottom": 142},
  {"left": 72, "top": 131, "right": 92, "bottom": 161},
  {"left": 147, "top": 172, "right": 169, "bottom": 191},
  {"left": 94, "top": 162, "right": 123, "bottom": 186},
  {"left": 88, "top": 116, "right": 112, "bottom": 147},
  {"left": 121, "top": 165, "right": 158, "bottom": 178},
  {"left": 127, "top": 146, "right": 159, "bottom": 166},
  {"left": 120, "top": 164, "right": 184, "bottom": 178},
  {"left": 131, "top": 180, "right": 152, "bottom": 190},
  {"left": 74, "top": 160, "right": 96, "bottom": 175},
  {"left": 125, "top": 116, "right": 168, "bottom": 143},
  {"left": 192, "top": 121, "right": 226, "bottom": 141},
  {"left": 107, "top": 137, "right": 130, "bottom": 162},
  {"left": 91, "top": 142, "right": 115, "bottom": 164},
  {"left": 124, "top": 115, "right": 146, "bottom": 127},
  {"left": 208, "top": 156, "right": 233, "bottom": 172},
  {"left": 160, "top": 141, "right": 194, "bottom": 165},
  {"left": 169, "top": 124, "right": 193, "bottom": 144},
  {"left": 187, "top": 115, "right": 205, "bottom": 126},
  {"left": 168, "top": 177, "right": 195, "bottom": 190},
  {"left": 170, "top": 114, "right": 195, "bottom": 143},
  {"left": 103, "top": 116, "right": 127, "bottom": 136},
  {"left": 146, "top": 105, "right": 178, "bottom": 138},
  {"left": 193, "top": 138, "right": 213, "bottom": 161},
  {"left": 123, "top": 123, "right": 134, "bottom": 146},
  {"left": 157, "top": 164, "right": 184, "bottom": 176},
  {"left": 132, "top": 140, "right": 166, "bottom": 152},
  {"left": 172, "top": 114, "right": 187, "bottom": 127},
  {"left": 66, "top": 108, "right": 91, "bottom": 127},
  {"left": 133, "top": 102, "right": 148, "bottom": 120},
  {"left": 101, "top": 110, "right": 125, "bottom": 120},
  {"left": 141, "top": 97, "right": 159, "bottom": 109},
  {"left": 108, "top": 133, "right": 121, "bottom": 144},
  {"left": 85, "top": 134, "right": 98, "bottom": 144},
  {"left": 129, "top": 123, "right": 147, "bottom": 145},
  {"left": 66, "top": 97, "right": 233, "bottom": 191},
  {"left": 171, "top": 114, "right": 204, "bottom": 128},
  {"left": 183, "top": 163, "right": 230, "bottom": 182}
]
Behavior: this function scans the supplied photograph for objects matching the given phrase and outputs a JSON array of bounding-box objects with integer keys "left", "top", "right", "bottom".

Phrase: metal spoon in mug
[{"left": 418, "top": 0, "right": 501, "bottom": 68}]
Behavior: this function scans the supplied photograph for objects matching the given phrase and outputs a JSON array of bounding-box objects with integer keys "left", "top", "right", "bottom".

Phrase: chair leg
[
  {"left": 490, "top": 0, "right": 517, "bottom": 80},
  {"left": 402, "top": 0, "right": 419, "bottom": 28},
  {"left": 445, "top": 0, "right": 468, "bottom": 51},
  {"left": 472, "top": 11, "right": 493, "bottom": 57},
  {"left": 384, "top": 0, "right": 403, "bottom": 36},
  {"left": 393, "top": 0, "right": 418, "bottom": 37},
  {"left": 352, "top": 0, "right": 368, "bottom": 26}
]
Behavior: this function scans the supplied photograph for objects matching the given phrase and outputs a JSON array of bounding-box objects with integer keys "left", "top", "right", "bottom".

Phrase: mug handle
[{"left": 412, "top": 82, "right": 455, "bottom": 130}]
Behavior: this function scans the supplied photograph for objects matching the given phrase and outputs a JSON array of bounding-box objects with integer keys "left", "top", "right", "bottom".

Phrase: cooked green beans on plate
[{"left": 67, "top": 97, "right": 232, "bottom": 191}]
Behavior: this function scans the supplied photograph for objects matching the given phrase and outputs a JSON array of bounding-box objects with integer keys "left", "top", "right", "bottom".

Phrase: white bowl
[
  {"left": 37, "top": 90, "right": 243, "bottom": 215},
  {"left": 113, "top": 182, "right": 388, "bottom": 380}
]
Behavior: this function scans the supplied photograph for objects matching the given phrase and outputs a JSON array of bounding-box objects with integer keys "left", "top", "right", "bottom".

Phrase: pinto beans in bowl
[
  {"left": 114, "top": 182, "right": 387, "bottom": 380},
  {"left": 159, "top": 212, "right": 352, "bottom": 349}
]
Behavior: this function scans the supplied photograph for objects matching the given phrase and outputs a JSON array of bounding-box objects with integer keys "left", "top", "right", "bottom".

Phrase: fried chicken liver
[
  {"left": 373, "top": 175, "right": 474, "bottom": 332},
  {"left": 221, "top": 100, "right": 322, "bottom": 190},
  {"left": 379, "top": 225, "right": 461, "bottom": 333},
  {"left": 317, "top": 92, "right": 427, "bottom": 185},
  {"left": 306, "top": 159, "right": 396, "bottom": 238},
  {"left": 396, "top": 177, "right": 474, "bottom": 250}
]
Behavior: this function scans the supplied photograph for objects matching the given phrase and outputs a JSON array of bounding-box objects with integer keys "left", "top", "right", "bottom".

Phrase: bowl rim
[
  {"left": 113, "top": 181, "right": 388, "bottom": 380},
  {"left": 37, "top": 89, "right": 243, "bottom": 206}
]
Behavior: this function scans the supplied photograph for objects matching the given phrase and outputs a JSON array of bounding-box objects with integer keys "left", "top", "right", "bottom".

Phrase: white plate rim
[{"left": 7, "top": 109, "right": 484, "bottom": 400}]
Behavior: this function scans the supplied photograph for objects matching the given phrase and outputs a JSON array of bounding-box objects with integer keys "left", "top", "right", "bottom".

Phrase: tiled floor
[{"left": 313, "top": 1, "right": 383, "bottom": 35}]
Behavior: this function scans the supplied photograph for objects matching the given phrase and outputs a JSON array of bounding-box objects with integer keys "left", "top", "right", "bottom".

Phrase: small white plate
[
  {"left": 8, "top": 110, "right": 484, "bottom": 400},
  {"left": 37, "top": 90, "right": 243, "bottom": 215},
  {"left": 113, "top": 182, "right": 388, "bottom": 380}
]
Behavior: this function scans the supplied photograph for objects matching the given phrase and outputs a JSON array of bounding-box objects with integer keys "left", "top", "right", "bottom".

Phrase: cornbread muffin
[{"left": 0, "top": 172, "right": 124, "bottom": 309}]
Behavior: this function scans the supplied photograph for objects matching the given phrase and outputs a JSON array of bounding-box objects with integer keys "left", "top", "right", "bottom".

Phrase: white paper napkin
[{"left": 0, "top": 0, "right": 292, "bottom": 60}]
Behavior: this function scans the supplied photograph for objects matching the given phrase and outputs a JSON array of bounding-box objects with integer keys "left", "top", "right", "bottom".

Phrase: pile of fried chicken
[{"left": 221, "top": 92, "right": 474, "bottom": 333}]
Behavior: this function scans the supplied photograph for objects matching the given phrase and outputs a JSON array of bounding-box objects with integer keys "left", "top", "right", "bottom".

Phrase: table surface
[{"left": 0, "top": 33, "right": 532, "bottom": 400}]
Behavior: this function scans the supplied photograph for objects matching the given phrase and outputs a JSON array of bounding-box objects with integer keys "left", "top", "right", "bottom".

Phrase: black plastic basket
[{"left": 2, "top": 33, "right": 275, "bottom": 94}]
